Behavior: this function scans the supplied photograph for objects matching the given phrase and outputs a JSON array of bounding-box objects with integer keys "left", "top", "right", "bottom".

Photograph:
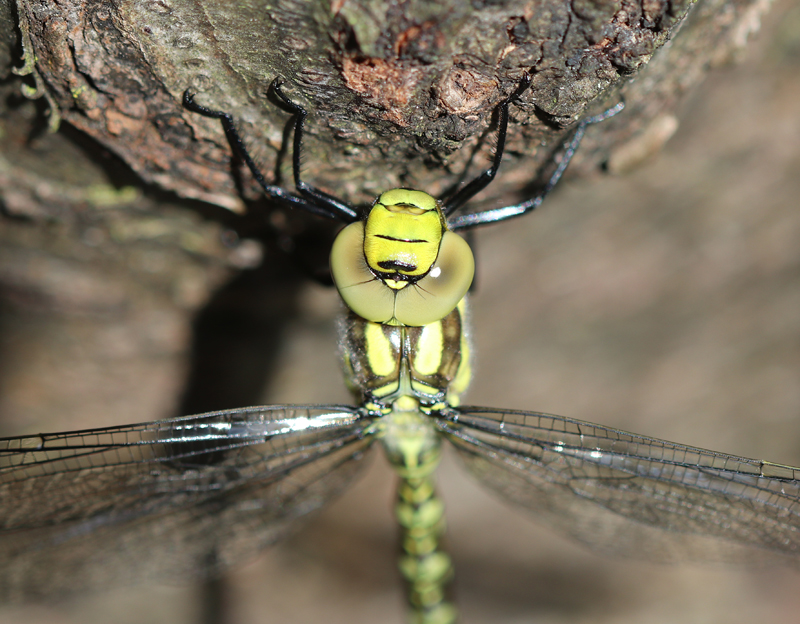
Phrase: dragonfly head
[{"left": 330, "top": 188, "right": 475, "bottom": 326}]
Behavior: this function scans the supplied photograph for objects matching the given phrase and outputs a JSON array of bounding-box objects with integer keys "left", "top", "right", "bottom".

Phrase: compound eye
[
  {"left": 331, "top": 222, "right": 396, "bottom": 323},
  {"left": 392, "top": 231, "right": 474, "bottom": 326}
]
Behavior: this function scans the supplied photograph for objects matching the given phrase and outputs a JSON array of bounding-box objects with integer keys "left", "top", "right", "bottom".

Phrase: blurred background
[{"left": 1, "top": 0, "right": 800, "bottom": 621}]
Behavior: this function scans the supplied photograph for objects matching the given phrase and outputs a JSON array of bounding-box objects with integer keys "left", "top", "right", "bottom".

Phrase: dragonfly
[{"left": 2, "top": 76, "right": 799, "bottom": 624}]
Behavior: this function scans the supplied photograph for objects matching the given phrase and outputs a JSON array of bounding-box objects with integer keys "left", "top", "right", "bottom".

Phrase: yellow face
[
  {"left": 330, "top": 188, "right": 475, "bottom": 326},
  {"left": 363, "top": 189, "right": 446, "bottom": 284}
]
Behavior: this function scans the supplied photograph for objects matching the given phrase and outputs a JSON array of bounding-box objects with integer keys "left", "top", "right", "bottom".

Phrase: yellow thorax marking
[
  {"left": 414, "top": 321, "right": 444, "bottom": 375},
  {"left": 364, "top": 321, "right": 396, "bottom": 377}
]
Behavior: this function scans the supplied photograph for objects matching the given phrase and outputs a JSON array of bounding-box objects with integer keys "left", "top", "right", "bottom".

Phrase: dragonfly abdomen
[
  {"left": 377, "top": 409, "right": 456, "bottom": 624},
  {"left": 397, "top": 474, "right": 456, "bottom": 624}
]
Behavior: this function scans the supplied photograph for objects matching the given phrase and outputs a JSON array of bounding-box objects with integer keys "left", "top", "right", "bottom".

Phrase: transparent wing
[
  {"left": 437, "top": 407, "right": 800, "bottom": 564},
  {"left": 0, "top": 405, "right": 375, "bottom": 601}
]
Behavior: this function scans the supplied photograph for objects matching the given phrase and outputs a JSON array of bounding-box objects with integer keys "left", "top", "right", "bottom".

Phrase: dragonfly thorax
[
  {"left": 337, "top": 299, "right": 472, "bottom": 416},
  {"left": 330, "top": 188, "right": 475, "bottom": 327}
]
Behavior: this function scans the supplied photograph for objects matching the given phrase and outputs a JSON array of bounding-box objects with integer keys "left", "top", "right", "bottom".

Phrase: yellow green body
[
  {"left": 339, "top": 302, "right": 471, "bottom": 624},
  {"left": 333, "top": 188, "right": 476, "bottom": 623}
]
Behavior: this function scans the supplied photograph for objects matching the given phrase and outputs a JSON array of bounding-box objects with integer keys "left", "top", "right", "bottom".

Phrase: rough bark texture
[{"left": 4, "top": 0, "right": 771, "bottom": 213}]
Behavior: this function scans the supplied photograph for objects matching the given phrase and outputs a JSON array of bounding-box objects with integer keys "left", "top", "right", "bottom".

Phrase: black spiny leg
[
  {"left": 443, "top": 73, "right": 533, "bottom": 217},
  {"left": 270, "top": 79, "right": 360, "bottom": 223},
  {"left": 446, "top": 98, "right": 625, "bottom": 231},
  {"left": 183, "top": 90, "right": 358, "bottom": 222}
]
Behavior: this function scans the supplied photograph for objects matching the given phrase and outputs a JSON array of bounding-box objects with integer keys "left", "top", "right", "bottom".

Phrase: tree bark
[{"left": 4, "top": 0, "right": 773, "bottom": 213}]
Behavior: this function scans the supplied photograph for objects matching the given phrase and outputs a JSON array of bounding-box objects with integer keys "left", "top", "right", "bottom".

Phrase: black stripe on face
[
  {"left": 375, "top": 234, "right": 429, "bottom": 243},
  {"left": 378, "top": 260, "right": 417, "bottom": 272}
]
